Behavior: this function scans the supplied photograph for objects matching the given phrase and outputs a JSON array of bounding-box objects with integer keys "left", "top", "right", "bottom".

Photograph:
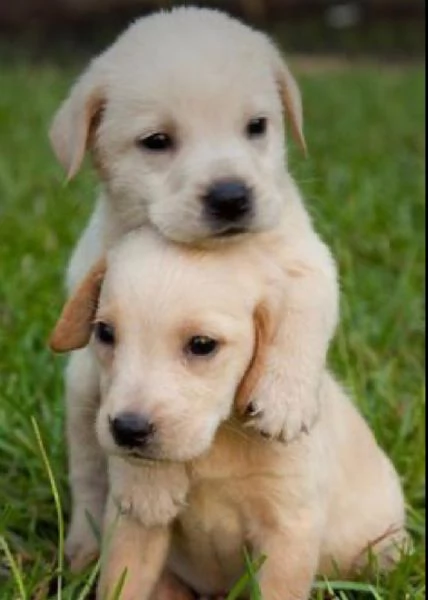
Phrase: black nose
[
  {"left": 204, "top": 179, "right": 252, "bottom": 223},
  {"left": 109, "top": 413, "right": 155, "bottom": 449}
]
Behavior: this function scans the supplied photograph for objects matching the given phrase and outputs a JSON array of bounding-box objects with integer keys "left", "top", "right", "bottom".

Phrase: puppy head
[
  {"left": 50, "top": 7, "right": 305, "bottom": 242},
  {"left": 50, "top": 231, "right": 272, "bottom": 462}
]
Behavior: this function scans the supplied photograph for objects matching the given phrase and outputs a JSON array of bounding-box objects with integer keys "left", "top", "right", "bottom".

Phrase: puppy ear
[
  {"left": 235, "top": 303, "right": 275, "bottom": 414},
  {"left": 49, "top": 258, "right": 106, "bottom": 353},
  {"left": 49, "top": 61, "right": 105, "bottom": 180},
  {"left": 271, "top": 49, "right": 307, "bottom": 155}
]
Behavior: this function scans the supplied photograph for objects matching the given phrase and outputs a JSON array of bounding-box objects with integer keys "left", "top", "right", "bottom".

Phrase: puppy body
[
  {"left": 51, "top": 231, "right": 408, "bottom": 600},
  {"left": 51, "top": 7, "right": 338, "bottom": 566},
  {"left": 166, "top": 375, "right": 405, "bottom": 597},
  {"left": 62, "top": 187, "right": 338, "bottom": 570}
]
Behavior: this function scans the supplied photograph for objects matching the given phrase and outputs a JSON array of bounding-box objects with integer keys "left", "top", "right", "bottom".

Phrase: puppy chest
[{"left": 169, "top": 481, "right": 247, "bottom": 594}]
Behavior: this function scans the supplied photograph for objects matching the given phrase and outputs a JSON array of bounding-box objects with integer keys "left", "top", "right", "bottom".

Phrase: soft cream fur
[
  {"left": 49, "top": 7, "right": 338, "bottom": 567},
  {"left": 51, "top": 230, "right": 409, "bottom": 600}
]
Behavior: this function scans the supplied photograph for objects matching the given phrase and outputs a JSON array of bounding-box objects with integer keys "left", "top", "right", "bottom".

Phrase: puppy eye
[
  {"left": 246, "top": 117, "right": 267, "bottom": 138},
  {"left": 94, "top": 321, "right": 115, "bottom": 345},
  {"left": 137, "top": 132, "right": 174, "bottom": 152},
  {"left": 185, "top": 336, "right": 218, "bottom": 357}
]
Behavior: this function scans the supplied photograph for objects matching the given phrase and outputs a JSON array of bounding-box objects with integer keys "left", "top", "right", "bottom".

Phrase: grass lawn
[{"left": 0, "top": 57, "right": 424, "bottom": 599}]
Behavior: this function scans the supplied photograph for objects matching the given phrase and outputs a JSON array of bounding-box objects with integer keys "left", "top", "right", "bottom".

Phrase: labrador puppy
[
  {"left": 50, "top": 7, "right": 339, "bottom": 569},
  {"left": 50, "top": 229, "right": 409, "bottom": 600}
]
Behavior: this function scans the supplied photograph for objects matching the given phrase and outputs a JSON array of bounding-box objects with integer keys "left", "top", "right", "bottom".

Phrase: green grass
[{"left": 0, "top": 60, "right": 425, "bottom": 599}]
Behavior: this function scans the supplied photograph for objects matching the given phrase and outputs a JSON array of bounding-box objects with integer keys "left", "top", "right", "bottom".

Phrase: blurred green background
[
  {"left": 0, "top": 1, "right": 425, "bottom": 599},
  {"left": 0, "top": 0, "right": 425, "bottom": 61}
]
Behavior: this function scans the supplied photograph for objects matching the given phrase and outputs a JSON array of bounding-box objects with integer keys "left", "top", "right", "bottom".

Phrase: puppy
[
  {"left": 49, "top": 7, "right": 339, "bottom": 569},
  {"left": 50, "top": 229, "right": 409, "bottom": 600}
]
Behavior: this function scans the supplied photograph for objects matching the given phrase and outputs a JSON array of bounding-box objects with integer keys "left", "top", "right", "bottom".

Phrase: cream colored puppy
[
  {"left": 51, "top": 230, "right": 409, "bottom": 600},
  {"left": 50, "top": 7, "right": 338, "bottom": 569}
]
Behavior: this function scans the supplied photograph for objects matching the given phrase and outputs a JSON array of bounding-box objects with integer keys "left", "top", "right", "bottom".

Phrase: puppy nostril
[
  {"left": 204, "top": 179, "right": 252, "bottom": 223},
  {"left": 109, "top": 412, "right": 155, "bottom": 449}
]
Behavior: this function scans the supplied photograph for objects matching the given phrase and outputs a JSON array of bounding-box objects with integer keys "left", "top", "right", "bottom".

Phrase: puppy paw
[
  {"left": 110, "top": 460, "right": 190, "bottom": 527},
  {"left": 243, "top": 389, "right": 319, "bottom": 443},
  {"left": 65, "top": 511, "right": 101, "bottom": 573}
]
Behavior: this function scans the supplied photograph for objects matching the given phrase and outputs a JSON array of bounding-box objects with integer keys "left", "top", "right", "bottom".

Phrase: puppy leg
[
  {"left": 250, "top": 515, "right": 321, "bottom": 600},
  {"left": 244, "top": 236, "right": 339, "bottom": 443},
  {"left": 98, "top": 495, "right": 170, "bottom": 600},
  {"left": 65, "top": 349, "right": 107, "bottom": 572},
  {"left": 351, "top": 526, "right": 412, "bottom": 574}
]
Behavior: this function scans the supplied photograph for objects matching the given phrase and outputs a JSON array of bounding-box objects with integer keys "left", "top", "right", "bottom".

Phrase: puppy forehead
[
  {"left": 112, "top": 8, "right": 269, "bottom": 67},
  {"left": 104, "top": 9, "right": 278, "bottom": 111},
  {"left": 100, "top": 232, "right": 255, "bottom": 327}
]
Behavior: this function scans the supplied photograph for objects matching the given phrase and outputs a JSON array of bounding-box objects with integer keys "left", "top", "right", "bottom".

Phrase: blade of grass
[
  {"left": 107, "top": 568, "right": 127, "bottom": 600},
  {"left": 0, "top": 535, "right": 27, "bottom": 600},
  {"left": 243, "top": 546, "right": 264, "bottom": 600},
  {"left": 75, "top": 557, "right": 102, "bottom": 600},
  {"left": 314, "top": 579, "right": 383, "bottom": 598},
  {"left": 31, "top": 417, "right": 64, "bottom": 600},
  {"left": 227, "top": 552, "right": 265, "bottom": 600}
]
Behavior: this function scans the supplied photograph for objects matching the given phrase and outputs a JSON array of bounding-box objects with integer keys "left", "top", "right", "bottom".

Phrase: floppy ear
[
  {"left": 49, "top": 60, "right": 106, "bottom": 180},
  {"left": 49, "top": 258, "right": 106, "bottom": 353},
  {"left": 271, "top": 48, "right": 307, "bottom": 155},
  {"left": 235, "top": 303, "right": 275, "bottom": 414}
]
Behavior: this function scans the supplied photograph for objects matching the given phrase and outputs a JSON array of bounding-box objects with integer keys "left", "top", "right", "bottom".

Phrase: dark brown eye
[
  {"left": 94, "top": 321, "right": 115, "bottom": 345},
  {"left": 246, "top": 117, "right": 267, "bottom": 138},
  {"left": 185, "top": 336, "right": 218, "bottom": 357},
  {"left": 137, "top": 132, "right": 174, "bottom": 152}
]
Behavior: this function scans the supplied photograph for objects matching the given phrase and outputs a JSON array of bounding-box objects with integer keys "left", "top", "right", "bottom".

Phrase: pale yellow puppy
[
  {"left": 51, "top": 229, "right": 409, "bottom": 600},
  {"left": 50, "top": 7, "right": 338, "bottom": 568}
]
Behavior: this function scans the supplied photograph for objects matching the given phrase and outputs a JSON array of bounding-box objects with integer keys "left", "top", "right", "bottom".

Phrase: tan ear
[
  {"left": 49, "top": 258, "right": 106, "bottom": 353},
  {"left": 235, "top": 303, "right": 275, "bottom": 414},
  {"left": 272, "top": 49, "right": 307, "bottom": 155},
  {"left": 49, "top": 61, "right": 105, "bottom": 180}
]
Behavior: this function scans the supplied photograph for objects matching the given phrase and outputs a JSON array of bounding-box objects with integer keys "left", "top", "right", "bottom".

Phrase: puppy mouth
[
  {"left": 127, "top": 454, "right": 162, "bottom": 465},
  {"left": 124, "top": 447, "right": 172, "bottom": 464},
  {"left": 127, "top": 449, "right": 159, "bottom": 461},
  {"left": 213, "top": 225, "right": 248, "bottom": 238}
]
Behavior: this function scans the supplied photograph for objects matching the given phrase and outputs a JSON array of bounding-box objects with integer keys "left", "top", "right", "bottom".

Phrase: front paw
[{"left": 243, "top": 390, "right": 319, "bottom": 443}]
